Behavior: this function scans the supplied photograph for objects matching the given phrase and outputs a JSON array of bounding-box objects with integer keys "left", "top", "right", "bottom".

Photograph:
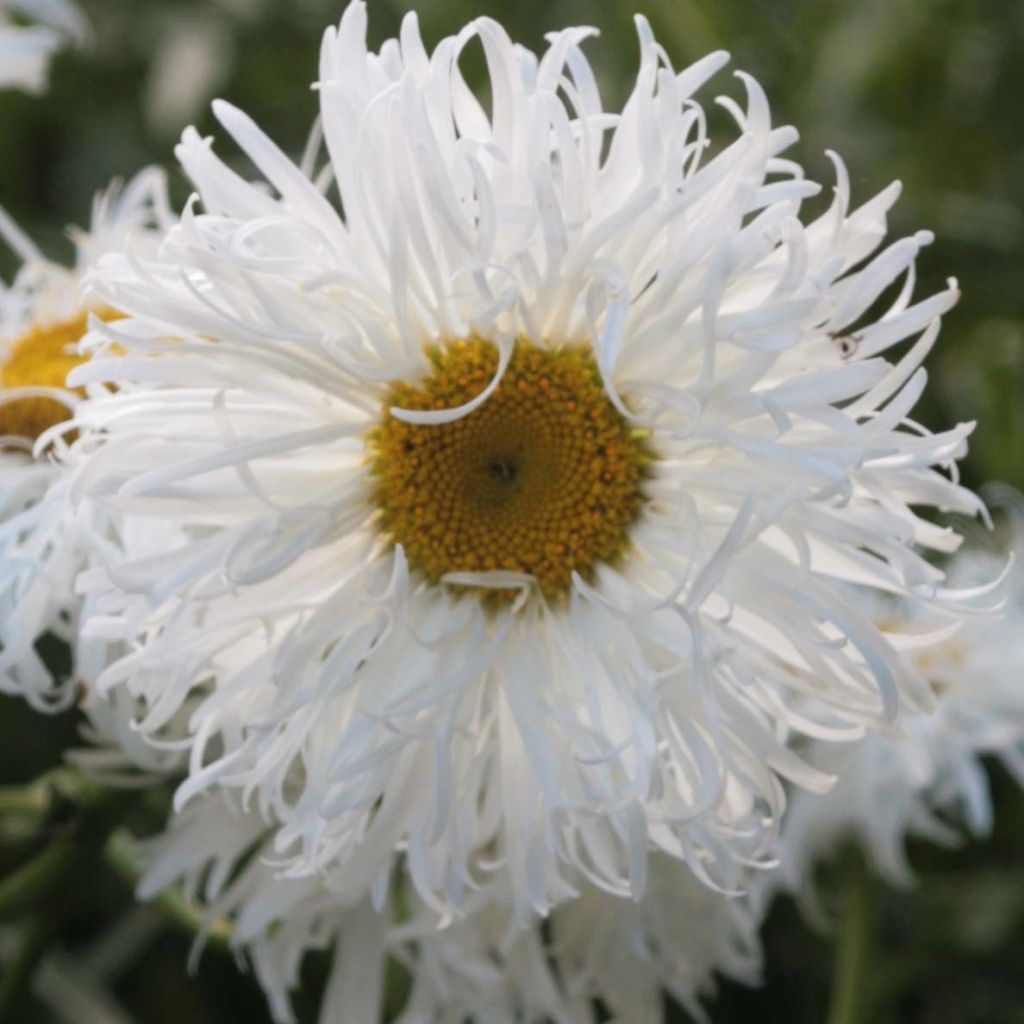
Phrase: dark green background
[{"left": 1, "top": 0, "right": 1022, "bottom": 1021}]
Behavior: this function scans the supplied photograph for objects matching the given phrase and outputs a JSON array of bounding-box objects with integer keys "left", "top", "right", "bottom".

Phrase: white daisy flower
[
  {"left": 133, "top": 794, "right": 761, "bottom": 1024},
  {"left": 771, "top": 493, "right": 1024, "bottom": 897},
  {"left": 71, "top": 4, "right": 984, "bottom": 917},
  {"left": 394, "top": 857, "right": 761, "bottom": 1024},
  {"left": 0, "top": 0, "right": 88, "bottom": 93},
  {"left": 0, "top": 168, "right": 173, "bottom": 709}
]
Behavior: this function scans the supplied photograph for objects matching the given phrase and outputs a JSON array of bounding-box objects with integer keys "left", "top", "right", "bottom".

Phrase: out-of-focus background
[{"left": 1, "top": 1, "right": 1022, "bottom": 1021}]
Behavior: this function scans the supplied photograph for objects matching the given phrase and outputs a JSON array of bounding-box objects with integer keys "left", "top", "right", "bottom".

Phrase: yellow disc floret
[
  {"left": 369, "top": 337, "right": 650, "bottom": 602},
  {"left": 0, "top": 311, "right": 95, "bottom": 442}
]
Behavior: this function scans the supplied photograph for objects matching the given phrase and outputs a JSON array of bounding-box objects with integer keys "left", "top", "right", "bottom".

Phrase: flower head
[
  {"left": 71, "top": 3, "right": 984, "bottom": 917},
  {"left": 0, "top": 169, "right": 172, "bottom": 708}
]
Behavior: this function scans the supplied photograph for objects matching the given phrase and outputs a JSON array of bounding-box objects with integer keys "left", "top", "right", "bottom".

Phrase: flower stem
[
  {"left": 0, "top": 782, "right": 135, "bottom": 923},
  {"left": 0, "top": 915, "right": 51, "bottom": 1019},
  {"left": 0, "top": 840, "right": 78, "bottom": 921},
  {"left": 827, "top": 849, "right": 875, "bottom": 1024},
  {"left": 0, "top": 785, "right": 49, "bottom": 819},
  {"left": 0, "top": 778, "right": 136, "bottom": 1015},
  {"left": 0, "top": 768, "right": 115, "bottom": 833},
  {"left": 103, "top": 829, "right": 234, "bottom": 953}
]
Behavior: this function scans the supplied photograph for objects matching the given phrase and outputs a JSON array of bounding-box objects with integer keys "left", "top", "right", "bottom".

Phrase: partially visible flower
[
  {"left": 144, "top": 11, "right": 233, "bottom": 134},
  {"left": 0, "top": 448, "right": 67, "bottom": 705},
  {"left": 70, "top": 3, "right": 984, "bottom": 919},
  {"left": 0, "top": 169, "right": 173, "bottom": 709},
  {"left": 394, "top": 856, "right": 762, "bottom": 1024},
  {"left": 134, "top": 793, "right": 762, "bottom": 1024},
  {"left": 770, "top": 490, "right": 1024, "bottom": 901},
  {"left": 0, "top": 0, "right": 88, "bottom": 93}
]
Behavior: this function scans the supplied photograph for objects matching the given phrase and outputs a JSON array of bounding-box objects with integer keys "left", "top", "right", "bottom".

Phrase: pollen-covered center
[
  {"left": 0, "top": 311, "right": 101, "bottom": 442},
  {"left": 369, "top": 337, "right": 650, "bottom": 601}
]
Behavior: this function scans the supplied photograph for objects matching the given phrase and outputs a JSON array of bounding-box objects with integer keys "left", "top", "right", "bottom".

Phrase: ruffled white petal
[
  {"left": 0, "top": 169, "right": 174, "bottom": 707},
  {"left": 769, "top": 509, "right": 1024, "bottom": 907}
]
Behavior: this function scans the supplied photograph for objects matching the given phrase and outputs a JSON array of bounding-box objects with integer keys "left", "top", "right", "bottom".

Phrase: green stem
[
  {"left": 826, "top": 850, "right": 876, "bottom": 1024},
  {"left": 0, "top": 840, "right": 78, "bottom": 922},
  {"left": 0, "top": 786, "right": 49, "bottom": 820},
  {"left": 0, "top": 916, "right": 51, "bottom": 1020},
  {"left": 0, "top": 785, "right": 136, "bottom": 920},
  {"left": 0, "top": 782, "right": 137, "bottom": 1016},
  {"left": 103, "top": 829, "right": 234, "bottom": 953},
  {"left": 0, "top": 768, "right": 114, "bottom": 827}
]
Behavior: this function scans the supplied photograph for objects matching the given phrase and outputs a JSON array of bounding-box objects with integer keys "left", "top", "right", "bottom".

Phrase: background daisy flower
[
  {"left": 0, "top": 0, "right": 88, "bottom": 93},
  {"left": 0, "top": 168, "right": 172, "bottom": 709},
  {"left": 769, "top": 490, "right": 1024, "bottom": 904}
]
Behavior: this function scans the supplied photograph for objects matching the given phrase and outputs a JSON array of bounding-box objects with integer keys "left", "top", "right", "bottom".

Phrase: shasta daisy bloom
[
  {"left": 0, "top": 0, "right": 88, "bottom": 93},
  {"left": 393, "top": 857, "right": 761, "bottom": 1024},
  {"left": 132, "top": 793, "right": 761, "bottom": 1024},
  {"left": 0, "top": 169, "right": 172, "bottom": 709},
  {"left": 770, "top": 492, "right": 1024, "bottom": 897},
  {"left": 71, "top": 3, "right": 984, "bottom": 916}
]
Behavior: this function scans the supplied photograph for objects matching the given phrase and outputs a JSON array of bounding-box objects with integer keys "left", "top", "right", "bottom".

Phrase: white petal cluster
[
  {"left": 396, "top": 859, "right": 761, "bottom": 1024},
  {"left": 0, "top": 169, "right": 173, "bottom": 709},
  {"left": 772, "top": 496, "right": 1024, "bottom": 896},
  {"left": 133, "top": 793, "right": 760, "bottom": 1024},
  {"left": 63, "top": 3, "right": 985, "bottom": 921},
  {"left": 0, "top": 447, "right": 69, "bottom": 707},
  {"left": 0, "top": 0, "right": 87, "bottom": 93}
]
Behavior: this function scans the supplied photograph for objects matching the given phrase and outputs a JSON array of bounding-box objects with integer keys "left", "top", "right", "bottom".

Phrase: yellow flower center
[
  {"left": 0, "top": 311, "right": 96, "bottom": 442},
  {"left": 369, "top": 337, "right": 651, "bottom": 602}
]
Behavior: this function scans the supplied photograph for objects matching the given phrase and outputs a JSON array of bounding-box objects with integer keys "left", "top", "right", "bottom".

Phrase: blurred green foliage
[{"left": 0, "top": 0, "right": 1022, "bottom": 1021}]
